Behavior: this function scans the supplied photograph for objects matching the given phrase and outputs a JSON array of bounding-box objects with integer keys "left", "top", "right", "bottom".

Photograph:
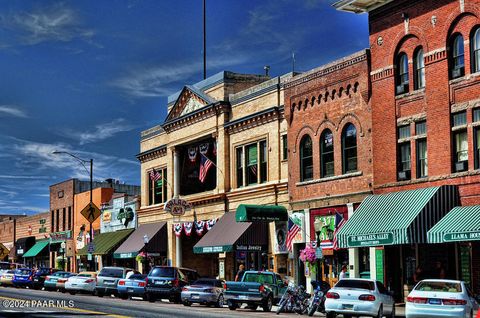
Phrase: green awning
[
  {"left": 23, "top": 240, "right": 49, "bottom": 258},
  {"left": 428, "top": 206, "right": 480, "bottom": 243},
  {"left": 337, "top": 186, "right": 458, "bottom": 248},
  {"left": 235, "top": 204, "right": 288, "bottom": 222},
  {"left": 77, "top": 229, "right": 134, "bottom": 256}
]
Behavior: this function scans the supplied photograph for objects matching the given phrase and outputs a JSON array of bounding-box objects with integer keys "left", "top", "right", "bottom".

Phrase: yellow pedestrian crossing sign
[{"left": 81, "top": 202, "right": 101, "bottom": 223}]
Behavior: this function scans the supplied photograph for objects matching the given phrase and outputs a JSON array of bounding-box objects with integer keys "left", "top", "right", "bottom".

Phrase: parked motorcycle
[
  {"left": 307, "top": 280, "right": 331, "bottom": 316},
  {"left": 276, "top": 282, "right": 311, "bottom": 315}
]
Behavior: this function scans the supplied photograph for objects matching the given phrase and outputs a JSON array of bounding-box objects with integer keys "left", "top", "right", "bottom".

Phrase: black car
[
  {"left": 32, "top": 268, "right": 58, "bottom": 290},
  {"left": 145, "top": 266, "right": 198, "bottom": 303}
]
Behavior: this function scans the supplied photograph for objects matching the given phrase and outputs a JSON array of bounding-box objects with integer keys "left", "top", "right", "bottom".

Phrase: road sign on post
[
  {"left": 81, "top": 203, "right": 101, "bottom": 223},
  {"left": 87, "top": 242, "right": 95, "bottom": 254}
]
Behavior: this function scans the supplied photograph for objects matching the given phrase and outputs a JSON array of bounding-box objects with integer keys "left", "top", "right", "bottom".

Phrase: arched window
[
  {"left": 396, "top": 53, "right": 409, "bottom": 95},
  {"left": 342, "top": 124, "right": 357, "bottom": 173},
  {"left": 450, "top": 34, "right": 465, "bottom": 79},
  {"left": 300, "top": 135, "right": 313, "bottom": 181},
  {"left": 320, "top": 129, "right": 334, "bottom": 178},
  {"left": 414, "top": 48, "right": 425, "bottom": 89},
  {"left": 471, "top": 28, "right": 480, "bottom": 73}
]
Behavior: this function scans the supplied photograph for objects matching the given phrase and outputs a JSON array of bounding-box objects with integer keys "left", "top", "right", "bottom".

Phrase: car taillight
[
  {"left": 145, "top": 277, "right": 148, "bottom": 285},
  {"left": 442, "top": 299, "right": 467, "bottom": 305},
  {"left": 172, "top": 278, "right": 179, "bottom": 287},
  {"left": 45, "top": 276, "right": 50, "bottom": 281},
  {"left": 138, "top": 282, "right": 146, "bottom": 287},
  {"left": 358, "top": 294, "right": 376, "bottom": 301},
  {"left": 182, "top": 287, "right": 189, "bottom": 291},
  {"left": 58, "top": 279, "right": 66, "bottom": 283},
  {"left": 118, "top": 280, "right": 125, "bottom": 286},
  {"left": 224, "top": 283, "right": 228, "bottom": 290},
  {"left": 326, "top": 292, "right": 340, "bottom": 299},
  {"left": 85, "top": 279, "right": 94, "bottom": 283},
  {"left": 407, "top": 297, "right": 428, "bottom": 304},
  {"left": 259, "top": 285, "right": 265, "bottom": 293}
]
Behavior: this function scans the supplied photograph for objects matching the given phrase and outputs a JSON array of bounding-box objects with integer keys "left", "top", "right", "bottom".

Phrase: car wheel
[
  {"left": 69, "top": 291, "right": 76, "bottom": 295},
  {"left": 263, "top": 295, "right": 273, "bottom": 312},
  {"left": 216, "top": 294, "right": 224, "bottom": 308},
  {"left": 182, "top": 300, "right": 191, "bottom": 306},
  {"left": 326, "top": 312, "right": 336, "bottom": 318},
  {"left": 119, "top": 294, "right": 128, "bottom": 300},
  {"left": 96, "top": 290, "right": 104, "bottom": 297},
  {"left": 147, "top": 293, "right": 156, "bottom": 303},
  {"left": 470, "top": 310, "right": 473, "bottom": 318},
  {"left": 376, "top": 305, "right": 383, "bottom": 318},
  {"left": 228, "top": 303, "right": 237, "bottom": 311},
  {"left": 247, "top": 304, "right": 258, "bottom": 310},
  {"left": 390, "top": 304, "right": 395, "bottom": 318}
]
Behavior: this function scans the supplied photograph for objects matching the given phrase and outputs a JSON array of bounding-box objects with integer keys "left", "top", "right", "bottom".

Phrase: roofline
[{"left": 333, "top": 0, "right": 394, "bottom": 14}]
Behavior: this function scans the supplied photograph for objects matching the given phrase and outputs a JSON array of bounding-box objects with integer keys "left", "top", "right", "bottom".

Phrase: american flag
[
  {"left": 199, "top": 154, "right": 213, "bottom": 183},
  {"left": 250, "top": 164, "right": 257, "bottom": 176},
  {"left": 286, "top": 217, "right": 300, "bottom": 251},
  {"left": 149, "top": 169, "right": 161, "bottom": 181},
  {"left": 333, "top": 212, "right": 346, "bottom": 250}
]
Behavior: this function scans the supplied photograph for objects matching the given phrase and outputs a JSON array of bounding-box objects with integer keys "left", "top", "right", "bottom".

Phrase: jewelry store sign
[{"left": 347, "top": 232, "right": 394, "bottom": 247}]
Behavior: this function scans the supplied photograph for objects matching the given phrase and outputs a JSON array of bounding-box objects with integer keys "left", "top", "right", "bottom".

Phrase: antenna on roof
[
  {"left": 264, "top": 65, "right": 270, "bottom": 77},
  {"left": 292, "top": 52, "right": 296, "bottom": 73},
  {"left": 203, "top": 0, "right": 207, "bottom": 80}
]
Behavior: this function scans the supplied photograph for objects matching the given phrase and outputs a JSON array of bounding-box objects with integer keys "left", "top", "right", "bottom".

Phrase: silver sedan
[
  {"left": 65, "top": 272, "right": 97, "bottom": 295},
  {"left": 325, "top": 278, "right": 395, "bottom": 318},
  {"left": 181, "top": 278, "right": 225, "bottom": 307}
]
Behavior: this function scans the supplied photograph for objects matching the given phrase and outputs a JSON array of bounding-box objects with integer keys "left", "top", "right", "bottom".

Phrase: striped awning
[
  {"left": 337, "top": 186, "right": 458, "bottom": 248},
  {"left": 428, "top": 206, "right": 480, "bottom": 243}
]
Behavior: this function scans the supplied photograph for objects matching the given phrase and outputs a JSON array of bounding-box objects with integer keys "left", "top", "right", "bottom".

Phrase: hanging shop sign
[
  {"left": 443, "top": 231, "right": 480, "bottom": 242},
  {"left": 164, "top": 198, "right": 192, "bottom": 217},
  {"left": 347, "top": 232, "right": 394, "bottom": 247}
]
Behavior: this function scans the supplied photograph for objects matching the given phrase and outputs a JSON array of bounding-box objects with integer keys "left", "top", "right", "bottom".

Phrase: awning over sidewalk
[
  {"left": 428, "top": 206, "right": 480, "bottom": 243},
  {"left": 77, "top": 229, "right": 134, "bottom": 256},
  {"left": 337, "top": 186, "right": 459, "bottom": 248},
  {"left": 235, "top": 204, "right": 288, "bottom": 222},
  {"left": 22, "top": 240, "right": 49, "bottom": 258},
  {"left": 194, "top": 212, "right": 268, "bottom": 253},
  {"left": 113, "top": 222, "right": 167, "bottom": 259}
]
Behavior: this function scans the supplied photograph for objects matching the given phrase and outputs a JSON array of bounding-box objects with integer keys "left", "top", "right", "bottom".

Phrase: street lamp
[
  {"left": 52, "top": 151, "right": 94, "bottom": 271},
  {"left": 143, "top": 234, "right": 149, "bottom": 274}
]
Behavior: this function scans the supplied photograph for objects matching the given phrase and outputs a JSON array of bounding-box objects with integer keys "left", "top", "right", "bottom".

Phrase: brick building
[
  {"left": 0, "top": 215, "right": 25, "bottom": 261},
  {"left": 284, "top": 50, "right": 373, "bottom": 287},
  {"left": 335, "top": 0, "right": 480, "bottom": 297},
  {"left": 16, "top": 212, "right": 50, "bottom": 267}
]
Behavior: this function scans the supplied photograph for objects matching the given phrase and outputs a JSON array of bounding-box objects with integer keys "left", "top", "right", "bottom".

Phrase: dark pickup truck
[{"left": 224, "top": 271, "right": 286, "bottom": 312}]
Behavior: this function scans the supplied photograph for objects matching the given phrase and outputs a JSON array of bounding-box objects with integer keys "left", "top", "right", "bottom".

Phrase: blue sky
[{"left": 0, "top": 0, "right": 368, "bottom": 214}]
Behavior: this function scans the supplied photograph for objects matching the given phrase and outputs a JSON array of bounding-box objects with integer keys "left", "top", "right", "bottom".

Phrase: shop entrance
[
  {"left": 182, "top": 233, "right": 218, "bottom": 277},
  {"left": 234, "top": 250, "right": 268, "bottom": 272}
]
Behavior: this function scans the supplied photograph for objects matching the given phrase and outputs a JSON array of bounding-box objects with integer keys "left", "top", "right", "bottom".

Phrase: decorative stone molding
[
  {"left": 136, "top": 145, "right": 167, "bottom": 163},
  {"left": 162, "top": 102, "right": 230, "bottom": 133},
  {"left": 224, "top": 106, "right": 284, "bottom": 135}
]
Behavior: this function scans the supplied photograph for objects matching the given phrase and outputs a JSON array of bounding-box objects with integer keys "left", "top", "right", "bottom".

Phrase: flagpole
[{"left": 199, "top": 152, "right": 224, "bottom": 179}]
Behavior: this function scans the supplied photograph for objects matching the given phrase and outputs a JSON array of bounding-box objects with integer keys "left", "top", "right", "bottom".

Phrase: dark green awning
[
  {"left": 23, "top": 240, "right": 49, "bottom": 258},
  {"left": 235, "top": 204, "right": 287, "bottom": 222},
  {"left": 77, "top": 229, "right": 134, "bottom": 256},
  {"left": 428, "top": 206, "right": 480, "bottom": 243},
  {"left": 337, "top": 186, "right": 458, "bottom": 248}
]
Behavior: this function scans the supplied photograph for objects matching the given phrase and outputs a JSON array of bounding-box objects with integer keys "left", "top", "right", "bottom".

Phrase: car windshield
[
  {"left": 243, "top": 273, "right": 274, "bottom": 284},
  {"left": 129, "top": 274, "right": 146, "bottom": 280},
  {"left": 193, "top": 279, "right": 216, "bottom": 286},
  {"left": 99, "top": 268, "right": 124, "bottom": 278},
  {"left": 77, "top": 273, "right": 93, "bottom": 277},
  {"left": 415, "top": 281, "right": 462, "bottom": 293},
  {"left": 15, "top": 269, "right": 31, "bottom": 275},
  {"left": 335, "top": 280, "right": 375, "bottom": 290},
  {"left": 6, "top": 270, "right": 14, "bottom": 274},
  {"left": 150, "top": 267, "right": 174, "bottom": 278}
]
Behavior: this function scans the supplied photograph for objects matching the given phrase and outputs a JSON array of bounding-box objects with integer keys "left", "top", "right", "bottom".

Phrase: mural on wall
[
  {"left": 274, "top": 221, "right": 288, "bottom": 254},
  {"left": 101, "top": 196, "right": 137, "bottom": 233}
]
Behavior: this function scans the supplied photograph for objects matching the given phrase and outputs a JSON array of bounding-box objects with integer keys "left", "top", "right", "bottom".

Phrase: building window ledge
[
  {"left": 395, "top": 88, "right": 425, "bottom": 100},
  {"left": 296, "top": 171, "right": 363, "bottom": 186}
]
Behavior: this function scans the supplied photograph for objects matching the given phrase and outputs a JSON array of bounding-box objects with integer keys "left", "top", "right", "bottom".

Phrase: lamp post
[
  {"left": 314, "top": 218, "right": 322, "bottom": 281},
  {"left": 52, "top": 151, "right": 94, "bottom": 271},
  {"left": 143, "top": 234, "right": 149, "bottom": 274},
  {"left": 60, "top": 242, "right": 66, "bottom": 271}
]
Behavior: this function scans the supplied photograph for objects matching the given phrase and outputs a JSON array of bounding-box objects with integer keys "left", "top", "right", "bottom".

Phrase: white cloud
[
  {"left": 1, "top": 4, "right": 94, "bottom": 46},
  {"left": 64, "top": 118, "right": 136, "bottom": 145},
  {"left": 0, "top": 105, "right": 28, "bottom": 118}
]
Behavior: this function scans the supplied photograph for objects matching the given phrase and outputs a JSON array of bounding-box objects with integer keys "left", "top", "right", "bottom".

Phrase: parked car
[
  {"left": 32, "top": 268, "right": 58, "bottom": 290},
  {"left": 12, "top": 268, "right": 34, "bottom": 288},
  {"left": 324, "top": 278, "right": 395, "bottom": 318},
  {"left": 0, "top": 270, "right": 16, "bottom": 286},
  {"left": 145, "top": 266, "right": 198, "bottom": 303},
  {"left": 56, "top": 272, "right": 76, "bottom": 292},
  {"left": 406, "top": 279, "right": 478, "bottom": 318},
  {"left": 181, "top": 278, "right": 225, "bottom": 307},
  {"left": 95, "top": 267, "right": 135, "bottom": 297},
  {"left": 65, "top": 272, "right": 97, "bottom": 295},
  {"left": 44, "top": 271, "right": 74, "bottom": 291},
  {"left": 224, "top": 271, "right": 286, "bottom": 312},
  {"left": 117, "top": 274, "right": 147, "bottom": 300}
]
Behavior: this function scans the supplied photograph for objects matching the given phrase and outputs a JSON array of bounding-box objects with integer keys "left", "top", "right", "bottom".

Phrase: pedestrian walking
[
  {"left": 235, "top": 264, "right": 245, "bottom": 282},
  {"left": 339, "top": 265, "right": 348, "bottom": 280}
]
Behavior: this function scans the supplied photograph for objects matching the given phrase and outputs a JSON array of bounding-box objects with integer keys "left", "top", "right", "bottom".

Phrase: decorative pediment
[{"left": 165, "top": 86, "right": 215, "bottom": 121}]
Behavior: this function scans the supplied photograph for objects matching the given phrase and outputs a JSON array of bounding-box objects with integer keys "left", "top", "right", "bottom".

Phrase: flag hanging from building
[
  {"left": 199, "top": 153, "right": 213, "bottom": 183},
  {"left": 333, "top": 211, "right": 346, "bottom": 250},
  {"left": 286, "top": 217, "right": 300, "bottom": 251},
  {"left": 149, "top": 168, "right": 161, "bottom": 181}
]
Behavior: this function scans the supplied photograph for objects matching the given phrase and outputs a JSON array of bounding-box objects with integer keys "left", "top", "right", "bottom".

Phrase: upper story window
[
  {"left": 396, "top": 53, "right": 409, "bottom": 95},
  {"left": 413, "top": 48, "right": 425, "bottom": 90},
  {"left": 282, "top": 135, "right": 288, "bottom": 161},
  {"left": 320, "top": 129, "right": 334, "bottom": 178},
  {"left": 342, "top": 124, "right": 357, "bottom": 174},
  {"left": 397, "top": 125, "right": 411, "bottom": 181},
  {"left": 471, "top": 28, "right": 480, "bottom": 73},
  {"left": 148, "top": 167, "right": 168, "bottom": 205},
  {"left": 300, "top": 135, "right": 313, "bottom": 181},
  {"left": 473, "top": 109, "right": 480, "bottom": 169},
  {"left": 236, "top": 140, "right": 267, "bottom": 187},
  {"left": 452, "top": 111, "right": 468, "bottom": 172},
  {"left": 415, "top": 121, "right": 428, "bottom": 178},
  {"left": 450, "top": 34, "right": 465, "bottom": 79}
]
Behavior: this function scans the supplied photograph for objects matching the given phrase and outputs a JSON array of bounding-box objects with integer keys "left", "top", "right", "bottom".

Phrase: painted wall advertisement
[{"left": 101, "top": 196, "right": 137, "bottom": 233}]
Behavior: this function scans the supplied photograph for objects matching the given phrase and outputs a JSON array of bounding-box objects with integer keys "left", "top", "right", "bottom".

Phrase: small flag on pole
[
  {"left": 286, "top": 217, "right": 300, "bottom": 251},
  {"left": 333, "top": 212, "right": 346, "bottom": 250},
  {"left": 149, "top": 169, "right": 161, "bottom": 182}
]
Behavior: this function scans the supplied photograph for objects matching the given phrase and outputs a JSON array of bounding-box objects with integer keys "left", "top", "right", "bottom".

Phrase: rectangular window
[
  {"left": 235, "top": 140, "right": 268, "bottom": 188},
  {"left": 282, "top": 135, "right": 288, "bottom": 160},
  {"left": 453, "top": 130, "right": 468, "bottom": 172},
  {"left": 68, "top": 206, "right": 72, "bottom": 230},
  {"left": 475, "top": 127, "right": 480, "bottom": 169},
  {"left": 416, "top": 121, "right": 426, "bottom": 135},
  {"left": 62, "top": 208, "right": 66, "bottom": 231},
  {"left": 474, "top": 109, "right": 480, "bottom": 122},
  {"left": 51, "top": 210, "right": 54, "bottom": 232},
  {"left": 148, "top": 168, "right": 168, "bottom": 205},
  {"left": 398, "top": 125, "right": 411, "bottom": 139},
  {"left": 416, "top": 139, "right": 428, "bottom": 178},
  {"left": 399, "top": 143, "right": 411, "bottom": 172},
  {"left": 453, "top": 111, "right": 467, "bottom": 127},
  {"left": 55, "top": 210, "right": 59, "bottom": 232}
]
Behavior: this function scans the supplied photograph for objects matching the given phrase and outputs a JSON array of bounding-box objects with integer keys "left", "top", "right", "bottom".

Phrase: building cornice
[
  {"left": 224, "top": 106, "right": 284, "bottom": 135},
  {"left": 136, "top": 145, "right": 167, "bottom": 163}
]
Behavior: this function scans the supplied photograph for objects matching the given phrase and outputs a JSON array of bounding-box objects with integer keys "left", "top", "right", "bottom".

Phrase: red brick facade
[
  {"left": 49, "top": 179, "right": 75, "bottom": 233},
  {"left": 369, "top": 0, "right": 480, "bottom": 205},
  {"left": 285, "top": 50, "right": 374, "bottom": 209}
]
